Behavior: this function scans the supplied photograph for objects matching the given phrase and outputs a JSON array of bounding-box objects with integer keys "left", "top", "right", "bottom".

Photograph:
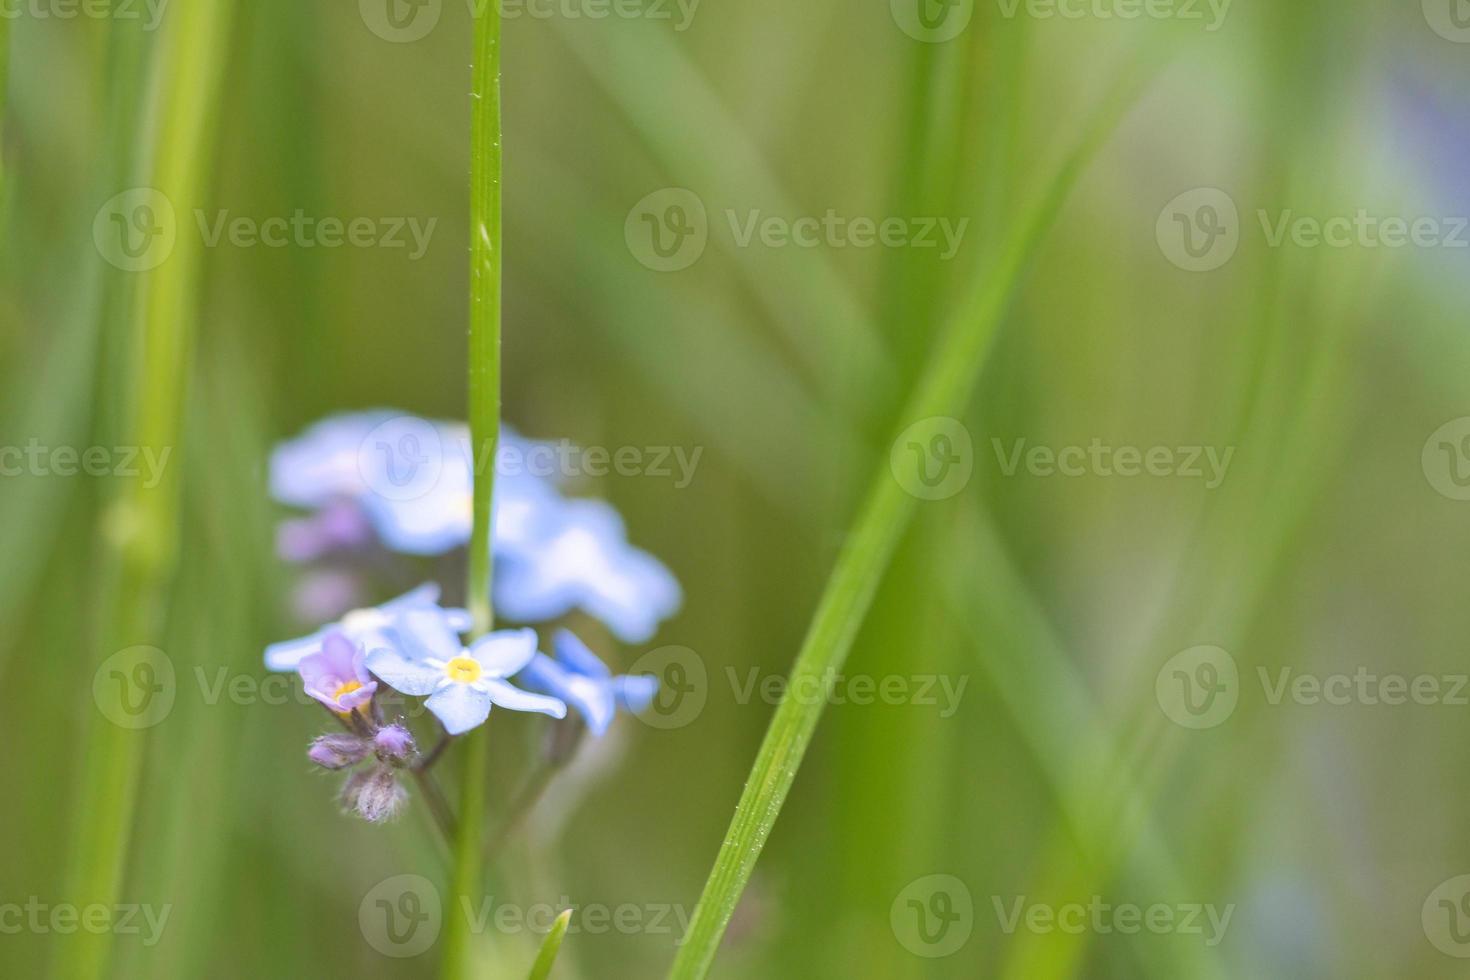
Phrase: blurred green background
[{"left": 5, "top": 0, "right": 1470, "bottom": 976}]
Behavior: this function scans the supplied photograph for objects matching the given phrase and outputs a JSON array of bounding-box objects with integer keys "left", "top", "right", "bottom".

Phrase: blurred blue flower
[
  {"left": 271, "top": 412, "right": 682, "bottom": 643},
  {"left": 517, "top": 630, "right": 658, "bottom": 736},
  {"left": 358, "top": 436, "right": 562, "bottom": 558},
  {"left": 364, "top": 611, "right": 566, "bottom": 735},
  {"left": 264, "top": 583, "right": 471, "bottom": 672},
  {"left": 268, "top": 409, "right": 398, "bottom": 510},
  {"left": 495, "top": 499, "right": 681, "bottom": 644}
]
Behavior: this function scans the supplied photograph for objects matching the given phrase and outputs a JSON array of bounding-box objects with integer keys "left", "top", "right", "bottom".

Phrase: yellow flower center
[
  {"left": 332, "top": 680, "right": 365, "bottom": 714},
  {"left": 335, "top": 680, "right": 363, "bottom": 698},
  {"left": 445, "top": 656, "right": 483, "bottom": 684}
]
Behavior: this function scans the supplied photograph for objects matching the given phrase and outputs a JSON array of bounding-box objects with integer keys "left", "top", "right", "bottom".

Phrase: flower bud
[
  {"left": 308, "top": 733, "right": 370, "bottom": 770},
  {"left": 353, "top": 765, "right": 407, "bottom": 824},
  {"left": 373, "top": 725, "right": 416, "bottom": 765}
]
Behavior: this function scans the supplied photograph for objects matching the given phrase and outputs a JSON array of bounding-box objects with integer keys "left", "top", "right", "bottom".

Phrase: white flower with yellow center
[{"left": 364, "top": 611, "right": 567, "bottom": 735}]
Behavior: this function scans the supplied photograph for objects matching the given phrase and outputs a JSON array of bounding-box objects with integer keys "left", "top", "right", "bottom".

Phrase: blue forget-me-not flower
[
  {"left": 517, "top": 629, "right": 659, "bottom": 736},
  {"left": 364, "top": 610, "right": 567, "bottom": 735}
]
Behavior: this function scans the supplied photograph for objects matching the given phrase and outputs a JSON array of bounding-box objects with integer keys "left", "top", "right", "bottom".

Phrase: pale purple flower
[{"left": 298, "top": 632, "right": 378, "bottom": 714}]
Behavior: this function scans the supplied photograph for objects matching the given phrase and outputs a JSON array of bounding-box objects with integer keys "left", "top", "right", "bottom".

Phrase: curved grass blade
[
  {"left": 665, "top": 59, "right": 1160, "bottom": 980},
  {"left": 527, "top": 909, "right": 572, "bottom": 980}
]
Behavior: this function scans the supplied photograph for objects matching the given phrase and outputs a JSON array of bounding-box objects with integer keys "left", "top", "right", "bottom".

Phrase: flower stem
[
  {"left": 0, "top": 14, "right": 10, "bottom": 198},
  {"left": 442, "top": 2, "right": 502, "bottom": 977},
  {"left": 411, "top": 768, "right": 459, "bottom": 846}
]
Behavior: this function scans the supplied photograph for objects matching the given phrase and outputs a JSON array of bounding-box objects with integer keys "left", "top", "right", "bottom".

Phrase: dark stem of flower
[
  {"left": 412, "top": 768, "right": 458, "bottom": 845},
  {"left": 414, "top": 731, "right": 452, "bottom": 773},
  {"left": 482, "top": 719, "right": 586, "bottom": 865}
]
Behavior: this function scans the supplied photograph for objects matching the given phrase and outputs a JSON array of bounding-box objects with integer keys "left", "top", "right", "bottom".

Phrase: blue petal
[
  {"left": 426, "top": 683, "right": 494, "bottom": 735},
  {"left": 491, "top": 499, "right": 680, "bottom": 643},
  {"left": 615, "top": 673, "right": 660, "bottom": 715},
  {"left": 468, "top": 629, "right": 539, "bottom": 678},
  {"left": 264, "top": 630, "right": 326, "bottom": 671},
  {"left": 381, "top": 583, "right": 444, "bottom": 613},
  {"left": 480, "top": 679, "right": 567, "bottom": 719},
  {"left": 516, "top": 653, "right": 566, "bottom": 696},
  {"left": 269, "top": 410, "right": 396, "bottom": 509},
  {"left": 395, "top": 609, "right": 464, "bottom": 663},
  {"left": 359, "top": 457, "right": 474, "bottom": 556},
  {"left": 565, "top": 677, "right": 617, "bottom": 736},
  {"left": 518, "top": 655, "right": 614, "bottom": 734},
  {"left": 552, "top": 630, "right": 611, "bottom": 679},
  {"left": 364, "top": 647, "right": 443, "bottom": 697}
]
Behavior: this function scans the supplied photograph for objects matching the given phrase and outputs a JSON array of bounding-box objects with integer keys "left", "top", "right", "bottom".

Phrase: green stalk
[
  {"left": 442, "top": 3, "right": 502, "bottom": 977},
  {"left": 52, "top": 4, "right": 234, "bottom": 980},
  {"left": 527, "top": 910, "right": 572, "bottom": 980},
  {"left": 665, "top": 63, "right": 1155, "bottom": 980},
  {"left": 0, "top": 14, "right": 9, "bottom": 197}
]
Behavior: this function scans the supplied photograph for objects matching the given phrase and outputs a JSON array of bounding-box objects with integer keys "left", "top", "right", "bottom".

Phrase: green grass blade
[
  {"left": 526, "top": 909, "right": 572, "bottom": 980},
  {"left": 665, "top": 58, "right": 1159, "bottom": 980},
  {"left": 443, "top": 3, "right": 504, "bottom": 979},
  {"left": 50, "top": 4, "right": 235, "bottom": 979}
]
